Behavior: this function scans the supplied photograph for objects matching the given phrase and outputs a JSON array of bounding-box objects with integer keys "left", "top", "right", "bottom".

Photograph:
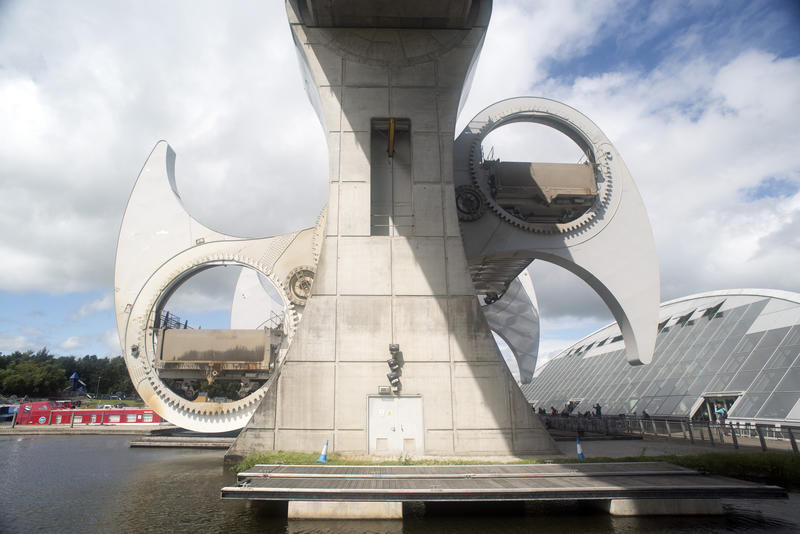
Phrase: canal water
[{"left": 1, "top": 434, "right": 799, "bottom": 533}]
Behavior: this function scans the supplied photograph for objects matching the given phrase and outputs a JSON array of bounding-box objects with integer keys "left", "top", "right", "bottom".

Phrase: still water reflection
[{"left": 1, "top": 434, "right": 798, "bottom": 533}]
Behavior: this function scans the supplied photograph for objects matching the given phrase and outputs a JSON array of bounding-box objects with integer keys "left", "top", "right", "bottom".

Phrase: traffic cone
[
  {"left": 576, "top": 437, "right": 585, "bottom": 460},
  {"left": 316, "top": 439, "right": 328, "bottom": 463}
]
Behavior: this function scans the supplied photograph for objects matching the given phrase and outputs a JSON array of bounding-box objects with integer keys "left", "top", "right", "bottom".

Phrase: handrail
[
  {"left": 157, "top": 310, "right": 192, "bottom": 330},
  {"left": 539, "top": 414, "right": 800, "bottom": 454},
  {"left": 254, "top": 310, "right": 284, "bottom": 331}
]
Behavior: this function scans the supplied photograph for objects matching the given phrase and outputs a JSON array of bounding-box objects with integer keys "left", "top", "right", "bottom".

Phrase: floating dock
[
  {"left": 129, "top": 435, "right": 235, "bottom": 449},
  {"left": 221, "top": 462, "right": 786, "bottom": 518}
]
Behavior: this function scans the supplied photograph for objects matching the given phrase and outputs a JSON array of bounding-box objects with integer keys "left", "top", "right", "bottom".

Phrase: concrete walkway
[
  {"left": 555, "top": 433, "right": 795, "bottom": 458},
  {"left": 556, "top": 437, "right": 725, "bottom": 458}
]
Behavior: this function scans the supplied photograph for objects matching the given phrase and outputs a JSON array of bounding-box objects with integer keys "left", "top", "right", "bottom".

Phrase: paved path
[{"left": 555, "top": 434, "right": 794, "bottom": 458}]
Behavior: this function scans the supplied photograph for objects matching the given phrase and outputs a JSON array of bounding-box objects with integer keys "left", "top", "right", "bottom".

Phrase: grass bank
[
  {"left": 664, "top": 451, "right": 800, "bottom": 490},
  {"left": 235, "top": 451, "right": 493, "bottom": 471},
  {"left": 235, "top": 450, "right": 800, "bottom": 490}
]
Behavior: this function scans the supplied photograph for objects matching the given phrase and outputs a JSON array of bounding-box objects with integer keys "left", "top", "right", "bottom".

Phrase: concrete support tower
[{"left": 230, "top": 0, "right": 559, "bottom": 458}]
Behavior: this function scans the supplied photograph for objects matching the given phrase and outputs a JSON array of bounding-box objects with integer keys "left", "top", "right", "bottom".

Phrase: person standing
[{"left": 714, "top": 402, "right": 727, "bottom": 423}]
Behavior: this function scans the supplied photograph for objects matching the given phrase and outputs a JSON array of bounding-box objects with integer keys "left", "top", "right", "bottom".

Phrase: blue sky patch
[
  {"left": 742, "top": 176, "right": 800, "bottom": 201},
  {"left": 545, "top": 1, "right": 800, "bottom": 82}
]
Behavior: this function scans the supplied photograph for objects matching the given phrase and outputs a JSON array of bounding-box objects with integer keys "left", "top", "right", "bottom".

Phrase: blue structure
[{"left": 69, "top": 372, "right": 86, "bottom": 393}]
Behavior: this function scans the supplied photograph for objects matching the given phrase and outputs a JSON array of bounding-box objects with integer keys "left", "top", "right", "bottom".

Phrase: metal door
[{"left": 368, "top": 396, "right": 423, "bottom": 455}]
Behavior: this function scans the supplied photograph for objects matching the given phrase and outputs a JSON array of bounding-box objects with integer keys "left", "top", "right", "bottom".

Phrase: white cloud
[
  {"left": 458, "top": 0, "right": 623, "bottom": 130},
  {"left": 0, "top": 334, "right": 33, "bottom": 353},
  {"left": 503, "top": 49, "right": 800, "bottom": 309},
  {"left": 58, "top": 336, "right": 82, "bottom": 350},
  {"left": 163, "top": 266, "right": 241, "bottom": 315},
  {"left": 102, "top": 329, "right": 121, "bottom": 355},
  {"left": 0, "top": 1, "right": 326, "bottom": 294},
  {"left": 0, "top": 1, "right": 798, "bottom": 357},
  {"left": 18, "top": 326, "right": 44, "bottom": 337},
  {"left": 460, "top": 2, "right": 800, "bottom": 352},
  {"left": 71, "top": 294, "right": 113, "bottom": 320}
]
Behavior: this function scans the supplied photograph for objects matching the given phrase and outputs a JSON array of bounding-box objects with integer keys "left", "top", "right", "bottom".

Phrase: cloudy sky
[{"left": 1, "top": 0, "right": 798, "bottom": 364}]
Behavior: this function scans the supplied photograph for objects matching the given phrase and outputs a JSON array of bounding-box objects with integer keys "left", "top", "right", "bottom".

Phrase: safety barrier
[{"left": 540, "top": 414, "right": 800, "bottom": 454}]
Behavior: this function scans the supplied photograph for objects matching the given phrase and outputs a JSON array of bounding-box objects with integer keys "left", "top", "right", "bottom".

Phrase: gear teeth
[
  {"left": 312, "top": 206, "right": 328, "bottom": 264},
  {"left": 126, "top": 252, "right": 299, "bottom": 431},
  {"left": 468, "top": 112, "right": 616, "bottom": 237}
]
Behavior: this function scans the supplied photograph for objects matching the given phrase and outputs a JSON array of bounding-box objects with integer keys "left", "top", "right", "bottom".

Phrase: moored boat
[{"left": 13, "top": 400, "right": 163, "bottom": 426}]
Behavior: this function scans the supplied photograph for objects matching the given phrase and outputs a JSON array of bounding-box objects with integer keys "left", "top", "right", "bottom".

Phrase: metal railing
[
  {"left": 158, "top": 310, "right": 191, "bottom": 330},
  {"left": 255, "top": 310, "right": 284, "bottom": 331},
  {"left": 540, "top": 414, "right": 800, "bottom": 454}
]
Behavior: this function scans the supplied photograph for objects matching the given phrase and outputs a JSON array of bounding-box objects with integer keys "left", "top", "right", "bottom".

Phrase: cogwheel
[
  {"left": 286, "top": 265, "right": 316, "bottom": 306},
  {"left": 455, "top": 185, "right": 488, "bottom": 221},
  {"left": 130, "top": 252, "right": 296, "bottom": 424},
  {"left": 469, "top": 125, "right": 615, "bottom": 236}
]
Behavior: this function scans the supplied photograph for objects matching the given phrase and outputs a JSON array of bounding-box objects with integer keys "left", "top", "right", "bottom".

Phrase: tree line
[
  {"left": 0, "top": 348, "right": 245, "bottom": 400},
  {"left": 0, "top": 349, "right": 134, "bottom": 398}
]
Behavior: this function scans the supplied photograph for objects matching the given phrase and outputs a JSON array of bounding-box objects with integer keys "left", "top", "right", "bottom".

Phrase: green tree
[
  {"left": 0, "top": 349, "right": 134, "bottom": 399},
  {"left": 0, "top": 351, "right": 66, "bottom": 396}
]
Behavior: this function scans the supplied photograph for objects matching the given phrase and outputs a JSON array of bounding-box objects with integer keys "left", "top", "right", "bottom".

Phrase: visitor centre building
[{"left": 522, "top": 289, "right": 800, "bottom": 426}]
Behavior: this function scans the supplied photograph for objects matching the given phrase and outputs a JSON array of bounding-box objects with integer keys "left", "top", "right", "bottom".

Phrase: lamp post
[{"left": 95, "top": 375, "right": 102, "bottom": 399}]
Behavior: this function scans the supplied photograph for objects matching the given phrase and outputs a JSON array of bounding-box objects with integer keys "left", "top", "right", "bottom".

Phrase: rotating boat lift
[{"left": 114, "top": 1, "right": 659, "bottom": 442}]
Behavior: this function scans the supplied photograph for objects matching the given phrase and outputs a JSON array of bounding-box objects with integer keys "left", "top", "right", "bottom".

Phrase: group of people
[
  {"left": 536, "top": 404, "right": 654, "bottom": 420},
  {"left": 536, "top": 401, "right": 729, "bottom": 422},
  {"left": 539, "top": 402, "right": 603, "bottom": 418}
]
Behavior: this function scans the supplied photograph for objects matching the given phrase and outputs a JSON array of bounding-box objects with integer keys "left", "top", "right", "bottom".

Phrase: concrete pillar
[
  {"left": 604, "top": 499, "right": 723, "bottom": 516},
  {"left": 287, "top": 501, "right": 402, "bottom": 520},
  {"left": 228, "top": 0, "right": 558, "bottom": 459}
]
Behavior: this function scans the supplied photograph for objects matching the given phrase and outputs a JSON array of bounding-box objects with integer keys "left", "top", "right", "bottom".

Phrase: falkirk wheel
[{"left": 114, "top": 0, "right": 659, "bottom": 456}]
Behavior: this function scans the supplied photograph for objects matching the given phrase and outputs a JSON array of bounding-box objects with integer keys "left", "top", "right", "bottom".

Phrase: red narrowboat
[{"left": 14, "top": 401, "right": 164, "bottom": 426}]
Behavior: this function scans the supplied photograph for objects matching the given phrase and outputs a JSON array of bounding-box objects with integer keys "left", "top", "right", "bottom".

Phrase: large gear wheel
[
  {"left": 116, "top": 141, "right": 322, "bottom": 432},
  {"left": 286, "top": 266, "right": 316, "bottom": 306},
  {"left": 125, "top": 252, "right": 299, "bottom": 427},
  {"left": 467, "top": 109, "right": 615, "bottom": 236}
]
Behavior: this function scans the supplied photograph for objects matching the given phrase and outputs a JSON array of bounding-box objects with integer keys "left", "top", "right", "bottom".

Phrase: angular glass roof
[{"left": 522, "top": 291, "right": 800, "bottom": 424}]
